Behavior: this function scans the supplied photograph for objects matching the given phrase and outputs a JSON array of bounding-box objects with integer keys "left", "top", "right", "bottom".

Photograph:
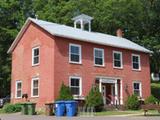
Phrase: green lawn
[
  {"left": 95, "top": 110, "right": 142, "bottom": 116},
  {"left": 95, "top": 110, "right": 160, "bottom": 116},
  {"left": 0, "top": 108, "right": 4, "bottom": 114},
  {"left": 151, "top": 82, "right": 160, "bottom": 100}
]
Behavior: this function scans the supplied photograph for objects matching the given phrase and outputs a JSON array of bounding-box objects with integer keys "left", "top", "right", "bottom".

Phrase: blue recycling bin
[
  {"left": 65, "top": 101, "right": 78, "bottom": 117},
  {"left": 55, "top": 101, "right": 65, "bottom": 116}
]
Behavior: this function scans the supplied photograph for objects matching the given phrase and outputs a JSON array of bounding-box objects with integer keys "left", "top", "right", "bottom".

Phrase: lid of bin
[
  {"left": 65, "top": 100, "right": 77, "bottom": 103},
  {"left": 25, "top": 102, "right": 36, "bottom": 105},
  {"left": 55, "top": 101, "right": 65, "bottom": 104}
]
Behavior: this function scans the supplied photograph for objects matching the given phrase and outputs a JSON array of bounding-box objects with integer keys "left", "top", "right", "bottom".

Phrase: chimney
[
  {"left": 116, "top": 28, "right": 124, "bottom": 37},
  {"left": 72, "top": 14, "right": 93, "bottom": 32}
]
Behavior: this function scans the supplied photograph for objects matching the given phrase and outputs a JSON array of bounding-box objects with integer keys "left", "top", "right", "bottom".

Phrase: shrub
[
  {"left": 125, "top": 94, "right": 140, "bottom": 110},
  {"left": 3, "top": 103, "right": 21, "bottom": 113},
  {"left": 85, "top": 85, "right": 103, "bottom": 111},
  {"left": 145, "top": 95, "right": 159, "bottom": 104},
  {"left": 57, "top": 83, "right": 73, "bottom": 100}
]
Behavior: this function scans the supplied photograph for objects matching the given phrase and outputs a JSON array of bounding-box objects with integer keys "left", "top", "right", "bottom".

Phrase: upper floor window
[
  {"left": 15, "top": 81, "right": 22, "bottom": 98},
  {"left": 69, "top": 76, "right": 82, "bottom": 96},
  {"left": 32, "top": 47, "right": 40, "bottom": 66},
  {"left": 113, "top": 51, "right": 123, "bottom": 68},
  {"left": 94, "top": 48, "right": 104, "bottom": 66},
  {"left": 132, "top": 54, "right": 141, "bottom": 70},
  {"left": 69, "top": 44, "right": 81, "bottom": 64},
  {"left": 133, "top": 82, "right": 142, "bottom": 97},
  {"left": 31, "top": 78, "right": 39, "bottom": 97}
]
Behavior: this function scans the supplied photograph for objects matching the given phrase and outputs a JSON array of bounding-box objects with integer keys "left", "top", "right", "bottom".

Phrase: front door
[{"left": 102, "top": 85, "right": 106, "bottom": 104}]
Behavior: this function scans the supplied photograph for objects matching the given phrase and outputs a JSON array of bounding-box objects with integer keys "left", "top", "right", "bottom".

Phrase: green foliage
[
  {"left": 125, "top": 94, "right": 140, "bottom": 110},
  {"left": 145, "top": 95, "right": 159, "bottom": 104},
  {"left": 151, "top": 82, "right": 160, "bottom": 100},
  {"left": 3, "top": 103, "right": 21, "bottom": 113},
  {"left": 57, "top": 83, "right": 73, "bottom": 100},
  {"left": 85, "top": 85, "right": 103, "bottom": 109}
]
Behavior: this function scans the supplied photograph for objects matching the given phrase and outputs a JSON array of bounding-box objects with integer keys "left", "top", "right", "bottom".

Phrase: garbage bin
[
  {"left": 45, "top": 103, "right": 53, "bottom": 116},
  {"left": 55, "top": 101, "right": 65, "bottom": 116},
  {"left": 65, "top": 101, "right": 78, "bottom": 117},
  {"left": 21, "top": 103, "right": 28, "bottom": 115},
  {"left": 27, "top": 103, "right": 36, "bottom": 115}
]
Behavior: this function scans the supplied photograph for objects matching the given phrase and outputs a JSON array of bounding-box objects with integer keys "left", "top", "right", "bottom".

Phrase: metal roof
[{"left": 8, "top": 18, "right": 152, "bottom": 53}]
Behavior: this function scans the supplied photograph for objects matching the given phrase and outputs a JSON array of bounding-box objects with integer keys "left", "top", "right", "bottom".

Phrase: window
[
  {"left": 113, "top": 51, "right": 123, "bottom": 68},
  {"left": 132, "top": 54, "right": 141, "bottom": 70},
  {"left": 31, "top": 78, "right": 39, "bottom": 97},
  {"left": 69, "top": 44, "right": 81, "bottom": 64},
  {"left": 69, "top": 77, "right": 82, "bottom": 96},
  {"left": 15, "top": 81, "right": 22, "bottom": 98},
  {"left": 94, "top": 48, "right": 104, "bottom": 66},
  {"left": 32, "top": 47, "right": 40, "bottom": 66},
  {"left": 133, "top": 82, "right": 142, "bottom": 97}
]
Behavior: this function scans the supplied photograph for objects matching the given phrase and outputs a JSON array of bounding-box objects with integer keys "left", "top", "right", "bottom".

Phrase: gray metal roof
[{"left": 8, "top": 18, "right": 152, "bottom": 53}]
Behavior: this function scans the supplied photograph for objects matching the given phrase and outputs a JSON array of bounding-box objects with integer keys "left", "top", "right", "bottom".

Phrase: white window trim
[
  {"left": 132, "top": 54, "right": 141, "bottom": 71},
  {"left": 113, "top": 51, "right": 123, "bottom": 69},
  {"left": 31, "top": 77, "right": 39, "bottom": 97},
  {"left": 69, "top": 43, "right": 82, "bottom": 64},
  {"left": 94, "top": 48, "right": 105, "bottom": 67},
  {"left": 15, "top": 80, "right": 22, "bottom": 99},
  {"left": 32, "top": 46, "right": 40, "bottom": 66},
  {"left": 133, "top": 81, "right": 142, "bottom": 97},
  {"left": 69, "top": 76, "right": 82, "bottom": 96}
]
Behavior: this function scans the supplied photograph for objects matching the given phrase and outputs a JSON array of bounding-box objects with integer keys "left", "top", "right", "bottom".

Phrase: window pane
[
  {"left": 134, "top": 83, "right": 139, "bottom": 89},
  {"left": 114, "top": 60, "right": 121, "bottom": 67},
  {"left": 95, "top": 50, "right": 102, "bottom": 58},
  {"left": 133, "top": 63, "right": 139, "bottom": 69},
  {"left": 71, "top": 87, "right": 79, "bottom": 95},
  {"left": 33, "top": 88, "right": 38, "bottom": 96},
  {"left": 133, "top": 56, "right": 138, "bottom": 62},
  {"left": 33, "top": 80, "right": 38, "bottom": 88},
  {"left": 95, "top": 58, "right": 103, "bottom": 65},
  {"left": 71, "top": 78, "right": 79, "bottom": 86},
  {"left": 34, "top": 57, "right": 39, "bottom": 64},
  {"left": 71, "top": 46, "right": 79, "bottom": 54},
  {"left": 134, "top": 90, "right": 140, "bottom": 96},
  {"left": 114, "top": 53, "right": 120, "bottom": 60},
  {"left": 71, "top": 54, "right": 79, "bottom": 62},
  {"left": 17, "top": 91, "right": 22, "bottom": 97},
  {"left": 17, "top": 83, "right": 21, "bottom": 89},
  {"left": 34, "top": 49, "right": 39, "bottom": 56}
]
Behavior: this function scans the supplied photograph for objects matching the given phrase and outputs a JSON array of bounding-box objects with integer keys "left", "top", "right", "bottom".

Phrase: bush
[
  {"left": 125, "top": 94, "right": 140, "bottom": 110},
  {"left": 85, "top": 85, "right": 103, "bottom": 111},
  {"left": 57, "top": 83, "right": 73, "bottom": 100},
  {"left": 145, "top": 95, "right": 159, "bottom": 104},
  {"left": 3, "top": 103, "right": 21, "bottom": 113}
]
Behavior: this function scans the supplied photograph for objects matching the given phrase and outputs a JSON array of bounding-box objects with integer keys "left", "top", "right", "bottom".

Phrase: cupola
[{"left": 72, "top": 14, "right": 93, "bottom": 32}]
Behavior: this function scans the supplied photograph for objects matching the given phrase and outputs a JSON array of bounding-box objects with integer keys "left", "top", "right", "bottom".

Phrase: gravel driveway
[{"left": 0, "top": 113, "right": 160, "bottom": 120}]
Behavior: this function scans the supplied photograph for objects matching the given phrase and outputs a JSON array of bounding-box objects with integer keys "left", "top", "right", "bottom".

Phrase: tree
[{"left": 57, "top": 83, "right": 73, "bottom": 100}]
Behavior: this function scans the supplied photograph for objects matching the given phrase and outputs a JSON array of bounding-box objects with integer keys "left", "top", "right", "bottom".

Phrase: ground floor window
[
  {"left": 31, "top": 78, "right": 39, "bottom": 97},
  {"left": 15, "top": 81, "right": 22, "bottom": 98},
  {"left": 133, "top": 82, "right": 142, "bottom": 97},
  {"left": 69, "top": 76, "right": 81, "bottom": 96}
]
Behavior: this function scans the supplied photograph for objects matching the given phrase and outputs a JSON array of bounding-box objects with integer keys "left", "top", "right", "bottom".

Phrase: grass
[
  {"left": 95, "top": 110, "right": 142, "bottom": 116},
  {"left": 95, "top": 110, "right": 160, "bottom": 116},
  {"left": 0, "top": 108, "right": 4, "bottom": 114}
]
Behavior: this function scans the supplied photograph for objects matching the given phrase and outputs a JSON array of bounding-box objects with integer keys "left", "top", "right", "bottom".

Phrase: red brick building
[{"left": 8, "top": 14, "right": 151, "bottom": 108}]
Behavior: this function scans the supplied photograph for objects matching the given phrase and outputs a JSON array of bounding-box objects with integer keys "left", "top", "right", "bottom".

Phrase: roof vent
[{"left": 72, "top": 14, "right": 93, "bottom": 32}]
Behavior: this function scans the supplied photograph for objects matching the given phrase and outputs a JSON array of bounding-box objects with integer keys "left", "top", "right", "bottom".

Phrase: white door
[{"left": 102, "top": 85, "right": 106, "bottom": 104}]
